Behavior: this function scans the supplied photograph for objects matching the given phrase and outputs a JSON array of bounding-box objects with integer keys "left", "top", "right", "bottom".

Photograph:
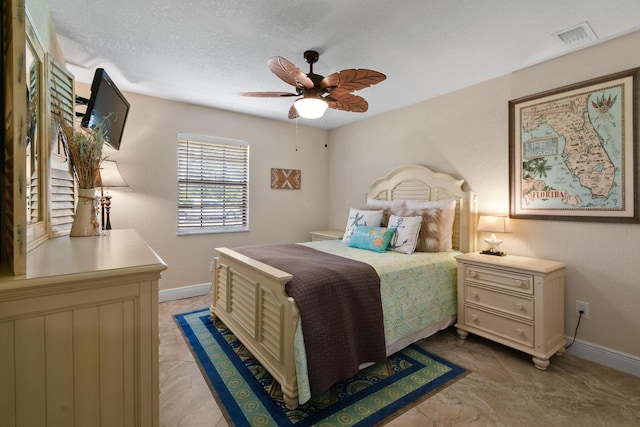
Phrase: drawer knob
[
  {"left": 469, "top": 271, "right": 478, "bottom": 278},
  {"left": 515, "top": 280, "right": 523, "bottom": 287},
  {"left": 515, "top": 328, "right": 523, "bottom": 336},
  {"left": 471, "top": 292, "right": 478, "bottom": 299},
  {"left": 515, "top": 303, "right": 523, "bottom": 310},
  {"left": 471, "top": 314, "right": 478, "bottom": 322}
]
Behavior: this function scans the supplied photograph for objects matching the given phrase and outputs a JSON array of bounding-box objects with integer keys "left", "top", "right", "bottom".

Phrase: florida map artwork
[{"left": 510, "top": 70, "right": 637, "bottom": 221}]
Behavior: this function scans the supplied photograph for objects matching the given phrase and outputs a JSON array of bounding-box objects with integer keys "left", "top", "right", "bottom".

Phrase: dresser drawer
[
  {"left": 464, "top": 264, "right": 533, "bottom": 295},
  {"left": 465, "top": 284, "right": 533, "bottom": 320},
  {"left": 464, "top": 306, "right": 534, "bottom": 347}
]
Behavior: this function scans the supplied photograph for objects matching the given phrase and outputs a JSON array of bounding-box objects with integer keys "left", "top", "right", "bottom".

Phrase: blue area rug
[{"left": 175, "top": 309, "right": 469, "bottom": 426}]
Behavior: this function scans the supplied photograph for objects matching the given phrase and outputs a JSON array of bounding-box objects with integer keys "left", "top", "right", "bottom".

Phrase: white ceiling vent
[{"left": 553, "top": 22, "right": 598, "bottom": 48}]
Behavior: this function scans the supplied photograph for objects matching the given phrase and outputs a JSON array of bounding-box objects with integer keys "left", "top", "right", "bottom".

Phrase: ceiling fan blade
[
  {"left": 288, "top": 104, "right": 299, "bottom": 120},
  {"left": 326, "top": 93, "right": 368, "bottom": 113},
  {"left": 238, "top": 91, "right": 299, "bottom": 97},
  {"left": 268, "top": 56, "right": 314, "bottom": 89},
  {"left": 321, "top": 69, "right": 386, "bottom": 93}
]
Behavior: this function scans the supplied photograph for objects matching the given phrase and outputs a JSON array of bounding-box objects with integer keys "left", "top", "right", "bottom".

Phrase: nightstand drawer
[
  {"left": 465, "top": 284, "right": 533, "bottom": 320},
  {"left": 464, "top": 265, "right": 533, "bottom": 295},
  {"left": 464, "top": 306, "right": 534, "bottom": 347}
]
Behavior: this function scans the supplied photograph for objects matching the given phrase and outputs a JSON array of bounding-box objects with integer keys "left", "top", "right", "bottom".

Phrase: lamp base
[{"left": 480, "top": 249, "right": 507, "bottom": 257}]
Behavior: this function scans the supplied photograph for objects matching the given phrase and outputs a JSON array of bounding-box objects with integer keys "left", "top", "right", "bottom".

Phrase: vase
[{"left": 70, "top": 188, "right": 101, "bottom": 237}]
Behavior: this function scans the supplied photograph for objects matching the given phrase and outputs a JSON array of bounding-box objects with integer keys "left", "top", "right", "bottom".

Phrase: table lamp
[
  {"left": 477, "top": 215, "right": 512, "bottom": 256},
  {"left": 97, "top": 160, "right": 130, "bottom": 230}
]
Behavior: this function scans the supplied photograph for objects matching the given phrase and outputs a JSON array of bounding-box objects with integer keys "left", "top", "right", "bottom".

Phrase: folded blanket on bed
[{"left": 233, "top": 243, "right": 386, "bottom": 395}]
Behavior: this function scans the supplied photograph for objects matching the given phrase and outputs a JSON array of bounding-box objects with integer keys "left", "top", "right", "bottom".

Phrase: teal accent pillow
[{"left": 348, "top": 226, "right": 396, "bottom": 252}]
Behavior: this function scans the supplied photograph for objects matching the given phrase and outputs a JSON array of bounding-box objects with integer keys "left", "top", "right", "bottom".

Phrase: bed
[{"left": 210, "top": 164, "right": 477, "bottom": 409}]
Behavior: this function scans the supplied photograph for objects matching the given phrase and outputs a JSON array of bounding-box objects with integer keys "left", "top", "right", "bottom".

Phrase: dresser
[
  {"left": 0, "top": 230, "right": 167, "bottom": 426},
  {"left": 454, "top": 252, "right": 566, "bottom": 370}
]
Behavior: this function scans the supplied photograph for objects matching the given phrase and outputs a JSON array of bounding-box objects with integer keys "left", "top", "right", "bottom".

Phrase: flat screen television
[{"left": 81, "top": 68, "right": 130, "bottom": 150}]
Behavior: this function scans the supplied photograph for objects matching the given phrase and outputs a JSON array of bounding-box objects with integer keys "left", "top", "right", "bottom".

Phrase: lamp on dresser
[
  {"left": 97, "top": 160, "right": 130, "bottom": 230},
  {"left": 477, "top": 215, "right": 512, "bottom": 256}
]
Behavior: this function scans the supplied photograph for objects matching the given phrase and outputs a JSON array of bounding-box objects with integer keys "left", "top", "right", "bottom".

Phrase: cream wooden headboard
[{"left": 365, "top": 164, "right": 477, "bottom": 253}]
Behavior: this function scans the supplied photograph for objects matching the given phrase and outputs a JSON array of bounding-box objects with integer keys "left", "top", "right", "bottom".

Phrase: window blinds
[{"left": 177, "top": 134, "right": 249, "bottom": 234}]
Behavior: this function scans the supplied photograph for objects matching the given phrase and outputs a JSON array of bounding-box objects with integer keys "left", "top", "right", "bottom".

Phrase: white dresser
[
  {"left": 0, "top": 230, "right": 167, "bottom": 427},
  {"left": 454, "top": 252, "right": 566, "bottom": 370}
]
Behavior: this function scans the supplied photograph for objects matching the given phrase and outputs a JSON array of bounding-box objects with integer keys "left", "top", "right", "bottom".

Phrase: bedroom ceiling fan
[{"left": 239, "top": 50, "right": 386, "bottom": 119}]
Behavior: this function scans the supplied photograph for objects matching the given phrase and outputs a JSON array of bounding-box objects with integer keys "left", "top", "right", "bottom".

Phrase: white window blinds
[{"left": 177, "top": 134, "right": 249, "bottom": 235}]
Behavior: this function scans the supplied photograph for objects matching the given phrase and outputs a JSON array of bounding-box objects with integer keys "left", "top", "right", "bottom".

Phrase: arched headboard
[{"left": 365, "top": 164, "right": 477, "bottom": 253}]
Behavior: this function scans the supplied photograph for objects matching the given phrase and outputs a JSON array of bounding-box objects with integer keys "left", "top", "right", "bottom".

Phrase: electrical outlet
[{"left": 575, "top": 300, "right": 590, "bottom": 319}]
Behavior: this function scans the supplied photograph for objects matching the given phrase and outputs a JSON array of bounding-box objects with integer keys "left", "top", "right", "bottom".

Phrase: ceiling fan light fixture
[{"left": 294, "top": 96, "right": 328, "bottom": 119}]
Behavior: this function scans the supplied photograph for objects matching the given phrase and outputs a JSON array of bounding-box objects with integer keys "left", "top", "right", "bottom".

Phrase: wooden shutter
[{"left": 48, "top": 56, "right": 76, "bottom": 236}]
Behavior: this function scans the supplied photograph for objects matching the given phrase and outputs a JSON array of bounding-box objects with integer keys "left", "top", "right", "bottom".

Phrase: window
[{"left": 177, "top": 133, "right": 249, "bottom": 235}]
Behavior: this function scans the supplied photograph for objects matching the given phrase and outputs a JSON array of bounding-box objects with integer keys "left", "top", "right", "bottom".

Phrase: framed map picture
[{"left": 509, "top": 68, "right": 639, "bottom": 223}]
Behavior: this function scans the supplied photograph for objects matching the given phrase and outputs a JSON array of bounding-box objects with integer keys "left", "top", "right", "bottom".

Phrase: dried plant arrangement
[{"left": 55, "top": 100, "right": 107, "bottom": 189}]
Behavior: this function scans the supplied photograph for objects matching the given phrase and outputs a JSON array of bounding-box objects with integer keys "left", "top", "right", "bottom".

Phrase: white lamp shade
[
  {"left": 294, "top": 97, "right": 328, "bottom": 119},
  {"left": 477, "top": 215, "right": 512, "bottom": 233},
  {"left": 98, "top": 160, "right": 129, "bottom": 189}
]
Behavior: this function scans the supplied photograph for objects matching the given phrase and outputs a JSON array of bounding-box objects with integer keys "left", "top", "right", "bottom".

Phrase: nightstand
[
  {"left": 310, "top": 230, "right": 343, "bottom": 241},
  {"left": 454, "top": 252, "right": 566, "bottom": 370}
]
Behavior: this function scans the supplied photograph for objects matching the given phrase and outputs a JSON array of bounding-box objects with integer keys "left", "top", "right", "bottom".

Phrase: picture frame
[
  {"left": 509, "top": 68, "right": 639, "bottom": 223},
  {"left": 271, "top": 168, "right": 301, "bottom": 189}
]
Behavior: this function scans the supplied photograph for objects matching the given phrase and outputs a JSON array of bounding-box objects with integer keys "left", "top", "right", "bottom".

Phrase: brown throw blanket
[{"left": 233, "top": 243, "right": 386, "bottom": 395}]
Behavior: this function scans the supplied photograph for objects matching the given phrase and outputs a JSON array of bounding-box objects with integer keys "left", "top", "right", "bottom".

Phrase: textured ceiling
[{"left": 48, "top": 0, "right": 640, "bottom": 129}]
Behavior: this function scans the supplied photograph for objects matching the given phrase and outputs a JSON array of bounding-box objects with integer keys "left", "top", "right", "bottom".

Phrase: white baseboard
[
  {"left": 565, "top": 336, "right": 640, "bottom": 377},
  {"left": 158, "top": 282, "right": 212, "bottom": 303}
]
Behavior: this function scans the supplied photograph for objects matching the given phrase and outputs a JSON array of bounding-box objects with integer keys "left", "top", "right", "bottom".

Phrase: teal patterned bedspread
[{"left": 293, "top": 240, "right": 459, "bottom": 404}]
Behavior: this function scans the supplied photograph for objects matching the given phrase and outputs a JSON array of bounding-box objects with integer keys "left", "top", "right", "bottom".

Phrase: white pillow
[
  {"left": 387, "top": 215, "right": 422, "bottom": 254},
  {"left": 341, "top": 208, "right": 384, "bottom": 243},
  {"left": 405, "top": 199, "right": 456, "bottom": 251},
  {"left": 362, "top": 198, "right": 406, "bottom": 227},
  {"left": 365, "top": 198, "right": 406, "bottom": 210}
]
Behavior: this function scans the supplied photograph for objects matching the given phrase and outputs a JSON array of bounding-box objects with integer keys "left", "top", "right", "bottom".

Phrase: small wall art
[{"left": 271, "top": 168, "right": 301, "bottom": 189}]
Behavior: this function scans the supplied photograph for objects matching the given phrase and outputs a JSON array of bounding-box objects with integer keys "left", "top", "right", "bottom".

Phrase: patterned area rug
[{"left": 175, "top": 309, "right": 469, "bottom": 427}]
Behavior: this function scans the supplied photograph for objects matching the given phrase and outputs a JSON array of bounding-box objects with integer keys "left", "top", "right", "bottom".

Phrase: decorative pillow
[
  {"left": 405, "top": 199, "right": 456, "bottom": 251},
  {"left": 348, "top": 226, "right": 396, "bottom": 253},
  {"left": 341, "top": 208, "right": 384, "bottom": 243},
  {"left": 387, "top": 215, "right": 422, "bottom": 254},
  {"left": 394, "top": 208, "right": 442, "bottom": 252},
  {"left": 361, "top": 198, "right": 406, "bottom": 227}
]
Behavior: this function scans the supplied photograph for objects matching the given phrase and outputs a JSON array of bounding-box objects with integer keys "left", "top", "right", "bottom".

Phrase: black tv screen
[{"left": 81, "top": 68, "right": 130, "bottom": 150}]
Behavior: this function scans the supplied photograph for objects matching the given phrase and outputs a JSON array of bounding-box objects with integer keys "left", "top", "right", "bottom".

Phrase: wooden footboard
[{"left": 210, "top": 247, "right": 301, "bottom": 409}]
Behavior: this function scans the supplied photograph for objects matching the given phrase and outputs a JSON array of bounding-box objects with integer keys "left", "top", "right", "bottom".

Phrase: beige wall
[
  {"left": 74, "top": 85, "right": 330, "bottom": 291},
  {"left": 328, "top": 31, "right": 640, "bottom": 357}
]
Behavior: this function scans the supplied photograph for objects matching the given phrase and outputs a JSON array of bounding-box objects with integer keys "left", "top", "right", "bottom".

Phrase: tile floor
[{"left": 159, "top": 294, "right": 640, "bottom": 426}]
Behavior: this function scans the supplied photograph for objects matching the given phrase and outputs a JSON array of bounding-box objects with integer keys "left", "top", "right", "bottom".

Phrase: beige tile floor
[{"left": 159, "top": 294, "right": 640, "bottom": 426}]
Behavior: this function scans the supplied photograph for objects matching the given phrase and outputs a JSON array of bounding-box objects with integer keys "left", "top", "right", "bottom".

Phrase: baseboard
[
  {"left": 159, "top": 283, "right": 212, "bottom": 303},
  {"left": 565, "top": 336, "right": 640, "bottom": 377}
]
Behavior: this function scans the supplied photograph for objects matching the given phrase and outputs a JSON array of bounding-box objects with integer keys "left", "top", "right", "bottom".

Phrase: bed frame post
[{"left": 459, "top": 191, "right": 478, "bottom": 253}]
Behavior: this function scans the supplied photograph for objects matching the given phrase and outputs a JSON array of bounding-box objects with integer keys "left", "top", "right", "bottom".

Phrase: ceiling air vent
[{"left": 553, "top": 22, "right": 598, "bottom": 48}]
